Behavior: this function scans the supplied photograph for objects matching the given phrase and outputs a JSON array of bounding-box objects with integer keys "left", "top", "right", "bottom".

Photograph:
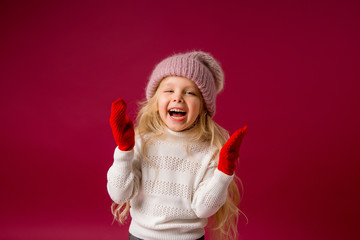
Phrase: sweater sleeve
[
  {"left": 191, "top": 163, "right": 234, "bottom": 218},
  {"left": 107, "top": 146, "right": 141, "bottom": 204}
]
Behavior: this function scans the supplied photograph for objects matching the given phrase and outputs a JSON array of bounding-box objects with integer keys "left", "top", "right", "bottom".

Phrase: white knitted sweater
[{"left": 107, "top": 128, "right": 233, "bottom": 240}]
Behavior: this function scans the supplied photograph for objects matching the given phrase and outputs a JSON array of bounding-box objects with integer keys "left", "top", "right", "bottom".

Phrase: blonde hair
[{"left": 111, "top": 87, "right": 246, "bottom": 239}]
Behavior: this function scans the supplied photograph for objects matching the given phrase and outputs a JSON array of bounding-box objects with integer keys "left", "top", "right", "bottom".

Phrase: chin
[
  {"left": 166, "top": 123, "right": 188, "bottom": 132},
  {"left": 168, "top": 126, "right": 184, "bottom": 132}
]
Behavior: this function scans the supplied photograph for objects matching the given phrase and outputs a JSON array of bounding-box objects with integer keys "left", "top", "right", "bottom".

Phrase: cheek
[
  {"left": 190, "top": 100, "right": 201, "bottom": 116},
  {"left": 157, "top": 97, "right": 167, "bottom": 113}
]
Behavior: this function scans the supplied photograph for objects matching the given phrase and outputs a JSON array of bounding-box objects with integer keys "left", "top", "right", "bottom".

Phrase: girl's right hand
[{"left": 109, "top": 98, "right": 135, "bottom": 151}]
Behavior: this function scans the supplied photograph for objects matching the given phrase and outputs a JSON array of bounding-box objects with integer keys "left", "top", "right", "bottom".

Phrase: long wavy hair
[{"left": 111, "top": 85, "right": 246, "bottom": 239}]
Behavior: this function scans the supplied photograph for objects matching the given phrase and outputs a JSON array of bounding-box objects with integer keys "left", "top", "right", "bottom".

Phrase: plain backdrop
[{"left": 1, "top": 0, "right": 359, "bottom": 239}]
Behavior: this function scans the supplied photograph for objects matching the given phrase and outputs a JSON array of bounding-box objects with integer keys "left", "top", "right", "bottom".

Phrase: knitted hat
[{"left": 146, "top": 51, "right": 224, "bottom": 117}]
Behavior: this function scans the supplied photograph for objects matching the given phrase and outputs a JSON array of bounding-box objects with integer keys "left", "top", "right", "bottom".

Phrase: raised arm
[
  {"left": 107, "top": 98, "right": 140, "bottom": 204},
  {"left": 191, "top": 126, "right": 247, "bottom": 218}
]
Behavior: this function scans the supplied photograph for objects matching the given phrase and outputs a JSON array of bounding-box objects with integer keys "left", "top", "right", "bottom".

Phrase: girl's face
[{"left": 157, "top": 76, "right": 202, "bottom": 132}]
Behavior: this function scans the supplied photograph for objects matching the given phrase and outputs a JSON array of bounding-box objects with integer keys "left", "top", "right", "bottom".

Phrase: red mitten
[
  {"left": 109, "top": 98, "right": 135, "bottom": 151},
  {"left": 218, "top": 125, "right": 248, "bottom": 175}
]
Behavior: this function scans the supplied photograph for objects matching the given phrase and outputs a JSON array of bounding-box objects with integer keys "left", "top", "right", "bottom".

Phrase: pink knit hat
[{"left": 146, "top": 51, "right": 224, "bottom": 117}]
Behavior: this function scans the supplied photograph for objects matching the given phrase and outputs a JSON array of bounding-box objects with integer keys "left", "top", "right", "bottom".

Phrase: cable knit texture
[
  {"left": 109, "top": 98, "right": 135, "bottom": 151},
  {"left": 107, "top": 129, "right": 233, "bottom": 240},
  {"left": 146, "top": 51, "right": 224, "bottom": 117},
  {"left": 218, "top": 126, "right": 248, "bottom": 175}
]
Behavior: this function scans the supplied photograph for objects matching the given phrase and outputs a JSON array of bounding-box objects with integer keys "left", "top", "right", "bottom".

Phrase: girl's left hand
[{"left": 218, "top": 125, "right": 248, "bottom": 175}]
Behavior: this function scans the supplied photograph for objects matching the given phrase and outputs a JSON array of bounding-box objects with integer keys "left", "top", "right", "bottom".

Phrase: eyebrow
[{"left": 160, "top": 80, "right": 199, "bottom": 92}]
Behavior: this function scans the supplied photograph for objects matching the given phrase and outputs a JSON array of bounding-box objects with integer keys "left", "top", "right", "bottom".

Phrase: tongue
[{"left": 172, "top": 112, "right": 184, "bottom": 118}]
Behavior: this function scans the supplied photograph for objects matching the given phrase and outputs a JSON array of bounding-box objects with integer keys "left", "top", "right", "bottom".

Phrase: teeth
[{"left": 170, "top": 109, "right": 185, "bottom": 113}]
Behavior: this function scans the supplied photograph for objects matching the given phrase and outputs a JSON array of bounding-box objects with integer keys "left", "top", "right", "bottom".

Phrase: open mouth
[{"left": 168, "top": 108, "right": 187, "bottom": 119}]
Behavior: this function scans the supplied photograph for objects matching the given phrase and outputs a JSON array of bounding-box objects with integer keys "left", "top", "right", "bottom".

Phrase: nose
[{"left": 172, "top": 93, "right": 183, "bottom": 103}]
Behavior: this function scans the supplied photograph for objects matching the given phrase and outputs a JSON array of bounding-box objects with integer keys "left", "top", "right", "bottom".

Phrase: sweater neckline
[{"left": 165, "top": 127, "right": 195, "bottom": 138}]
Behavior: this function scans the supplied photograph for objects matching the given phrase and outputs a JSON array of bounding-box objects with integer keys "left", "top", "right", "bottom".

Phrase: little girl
[{"left": 107, "top": 51, "right": 247, "bottom": 240}]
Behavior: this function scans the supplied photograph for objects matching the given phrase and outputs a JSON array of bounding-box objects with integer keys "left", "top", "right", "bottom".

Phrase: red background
[{"left": 1, "top": 0, "right": 359, "bottom": 239}]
